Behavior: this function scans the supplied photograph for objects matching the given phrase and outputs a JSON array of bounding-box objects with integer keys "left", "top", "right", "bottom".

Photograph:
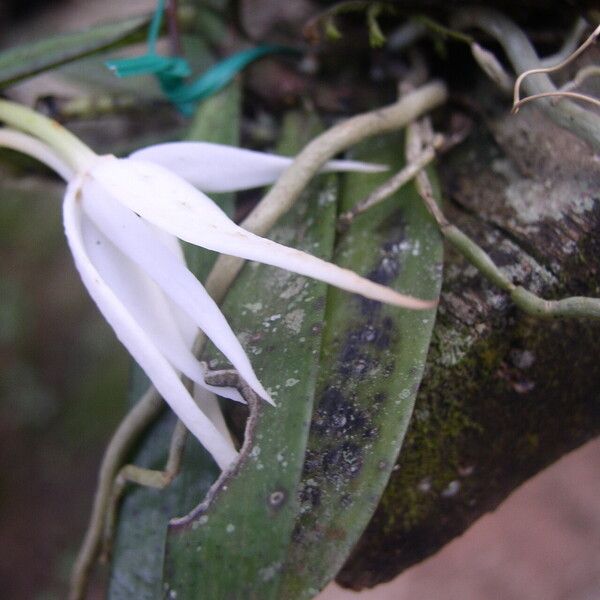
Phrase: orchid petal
[
  {"left": 62, "top": 179, "right": 237, "bottom": 469},
  {"left": 80, "top": 178, "right": 273, "bottom": 404},
  {"left": 83, "top": 220, "right": 204, "bottom": 381},
  {"left": 130, "top": 141, "right": 387, "bottom": 192},
  {"left": 194, "top": 385, "right": 236, "bottom": 449},
  {"left": 91, "top": 158, "right": 434, "bottom": 310},
  {"left": 141, "top": 225, "right": 198, "bottom": 348},
  {"left": 81, "top": 217, "right": 244, "bottom": 404}
]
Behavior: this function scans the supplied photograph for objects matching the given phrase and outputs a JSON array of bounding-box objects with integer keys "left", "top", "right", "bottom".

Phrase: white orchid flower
[{"left": 0, "top": 114, "right": 434, "bottom": 470}]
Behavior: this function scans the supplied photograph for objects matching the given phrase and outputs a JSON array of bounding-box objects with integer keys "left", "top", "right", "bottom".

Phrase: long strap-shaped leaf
[
  {"left": 0, "top": 16, "right": 149, "bottom": 89},
  {"left": 279, "top": 134, "right": 443, "bottom": 598},
  {"left": 161, "top": 133, "right": 443, "bottom": 598},
  {"left": 162, "top": 111, "right": 336, "bottom": 599}
]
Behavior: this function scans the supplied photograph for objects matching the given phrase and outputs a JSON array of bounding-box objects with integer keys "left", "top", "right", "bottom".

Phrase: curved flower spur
[{"left": 0, "top": 102, "right": 435, "bottom": 469}]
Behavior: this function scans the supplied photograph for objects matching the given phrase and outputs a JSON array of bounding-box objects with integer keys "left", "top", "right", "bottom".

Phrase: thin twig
[
  {"left": 453, "top": 9, "right": 600, "bottom": 152},
  {"left": 338, "top": 140, "right": 440, "bottom": 229},
  {"left": 512, "top": 24, "right": 600, "bottom": 108},
  {"left": 512, "top": 90, "right": 600, "bottom": 113},
  {"left": 336, "top": 126, "right": 472, "bottom": 228}
]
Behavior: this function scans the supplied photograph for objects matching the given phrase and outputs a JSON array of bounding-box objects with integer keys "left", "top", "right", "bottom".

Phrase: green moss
[{"left": 341, "top": 300, "right": 600, "bottom": 587}]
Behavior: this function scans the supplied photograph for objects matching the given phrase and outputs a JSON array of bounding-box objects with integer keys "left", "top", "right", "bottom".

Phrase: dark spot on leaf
[
  {"left": 362, "top": 425, "right": 379, "bottom": 439},
  {"left": 312, "top": 387, "right": 368, "bottom": 437},
  {"left": 299, "top": 480, "right": 321, "bottom": 508},
  {"left": 313, "top": 296, "right": 325, "bottom": 310},
  {"left": 321, "top": 441, "right": 363, "bottom": 482},
  {"left": 383, "top": 361, "right": 396, "bottom": 376},
  {"left": 267, "top": 488, "right": 287, "bottom": 511},
  {"left": 368, "top": 255, "right": 401, "bottom": 286},
  {"left": 340, "top": 494, "right": 353, "bottom": 509},
  {"left": 302, "top": 449, "right": 321, "bottom": 475},
  {"left": 311, "top": 322, "right": 323, "bottom": 335}
]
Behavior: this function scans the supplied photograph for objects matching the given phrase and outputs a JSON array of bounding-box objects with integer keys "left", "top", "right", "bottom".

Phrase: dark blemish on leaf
[
  {"left": 313, "top": 296, "right": 326, "bottom": 310},
  {"left": 362, "top": 425, "right": 379, "bottom": 439},
  {"left": 339, "top": 350, "right": 374, "bottom": 379},
  {"left": 312, "top": 387, "right": 368, "bottom": 437},
  {"left": 373, "top": 392, "right": 386, "bottom": 405},
  {"left": 359, "top": 324, "right": 377, "bottom": 342},
  {"left": 359, "top": 297, "right": 383, "bottom": 317},
  {"left": 383, "top": 361, "right": 396, "bottom": 377},
  {"left": 368, "top": 256, "right": 402, "bottom": 286},
  {"left": 340, "top": 494, "right": 353, "bottom": 509},
  {"left": 297, "top": 228, "right": 407, "bottom": 505},
  {"left": 299, "top": 480, "right": 321, "bottom": 508},
  {"left": 302, "top": 449, "right": 321, "bottom": 475},
  {"left": 248, "top": 332, "right": 264, "bottom": 345},
  {"left": 322, "top": 442, "right": 363, "bottom": 482},
  {"left": 267, "top": 488, "right": 287, "bottom": 511},
  {"left": 311, "top": 322, "right": 323, "bottom": 335}
]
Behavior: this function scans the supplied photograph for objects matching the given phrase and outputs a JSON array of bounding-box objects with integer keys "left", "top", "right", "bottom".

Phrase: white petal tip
[
  {"left": 262, "top": 392, "right": 276, "bottom": 407},
  {"left": 324, "top": 159, "right": 390, "bottom": 174},
  {"left": 386, "top": 292, "right": 438, "bottom": 310},
  {"left": 351, "top": 162, "right": 389, "bottom": 173}
]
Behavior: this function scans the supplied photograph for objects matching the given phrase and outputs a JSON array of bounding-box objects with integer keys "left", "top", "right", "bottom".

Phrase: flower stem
[
  {"left": 0, "top": 99, "right": 96, "bottom": 171},
  {"left": 0, "top": 128, "right": 74, "bottom": 180}
]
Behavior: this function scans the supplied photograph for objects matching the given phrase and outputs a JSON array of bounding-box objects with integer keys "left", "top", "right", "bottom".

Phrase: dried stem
[
  {"left": 512, "top": 90, "right": 600, "bottom": 113},
  {"left": 512, "top": 24, "right": 600, "bottom": 108},
  {"left": 337, "top": 126, "right": 472, "bottom": 228}
]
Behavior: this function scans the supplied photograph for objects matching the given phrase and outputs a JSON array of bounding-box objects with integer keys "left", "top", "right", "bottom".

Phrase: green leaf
[
  {"left": 279, "top": 134, "right": 443, "bottom": 598},
  {"left": 108, "top": 82, "right": 241, "bottom": 600},
  {"left": 162, "top": 110, "right": 335, "bottom": 599},
  {"left": 0, "top": 15, "right": 149, "bottom": 88}
]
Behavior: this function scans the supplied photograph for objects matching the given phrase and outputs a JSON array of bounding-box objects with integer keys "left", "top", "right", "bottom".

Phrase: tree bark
[{"left": 338, "top": 99, "right": 600, "bottom": 589}]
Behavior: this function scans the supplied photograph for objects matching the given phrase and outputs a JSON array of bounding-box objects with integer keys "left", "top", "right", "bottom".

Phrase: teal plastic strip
[{"left": 105, "top": 0, "right": 299, "bottom": 114}]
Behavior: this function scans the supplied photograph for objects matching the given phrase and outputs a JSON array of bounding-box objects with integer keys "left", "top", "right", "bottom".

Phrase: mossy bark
[{"left": 338, "top": 101, "right": 600, "bottom": 589}]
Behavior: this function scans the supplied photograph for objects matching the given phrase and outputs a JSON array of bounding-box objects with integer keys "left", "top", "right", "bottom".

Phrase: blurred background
[{"left": 0, "top": 1, "right": 598, "bottom": 598}]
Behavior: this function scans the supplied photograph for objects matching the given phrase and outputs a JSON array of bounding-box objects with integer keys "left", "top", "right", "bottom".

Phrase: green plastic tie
[{"left": 105, "top": 0, "right": 299, "bottom": 115}]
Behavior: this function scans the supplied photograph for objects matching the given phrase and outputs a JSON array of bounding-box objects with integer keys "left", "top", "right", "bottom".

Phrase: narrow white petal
[
  {"left": 141, "top": 226, "right": 199, "bottom": 349},
  {"left": 90, "top": 158, "right": 434, "bottom": 310},
  {"left": 130, "top": 142, "right": 386, "bottom": 192},
  {"left": 199, "top": 228, "right": 435, "bottom": 310},
  {"left": 63, "top": 179, "right": 237, "bottom": 470},
  {"left": 193, "top": 385, "right": 236, "bottom": 449},
  {"left": 81, "top": 218, "right": 243, "bottom": 398},
  {"left": 81, "top": 178, "right": 273, "bottom": 404},
  {"left": 94, "top": 222, "right": 245, "bottom": 404}
]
